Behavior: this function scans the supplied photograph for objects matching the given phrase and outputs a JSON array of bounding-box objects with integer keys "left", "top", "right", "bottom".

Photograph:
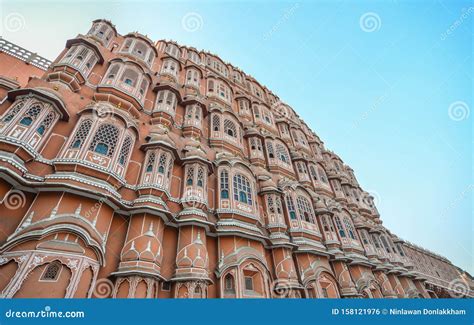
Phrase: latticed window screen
[
  {"left": 224, "top": 119, "right": 237, "bottom": 138},
  {"left": 318, "top": 168, "right": 328, "bottom": 183},
  {"left": 158, "top": 152, "right": 168, "bottom": 173},
  {"left": 69, "top": 119, "right": 92, "bottom": 149},
  {"left": 266, "top": 141, "right": 274, "bottom": 158},
  {"left": 334, "top": 216, "right": 346, "bottom": 238},
  {"left": 212, "top": 114, "right": 220, "bottom": 131},
  {"left": 296, "top": 195, "right": 314, "bottom": 223},
  {"left": 186, "top": 166, "right": 194, "bottom": 186},
  {"left": 309, "top": 165, "right": 319, "bottom": 181},
  {"left": 276, "top": 143, "right": 289, "bottom": 163},
  {"left": 19, "top": 104, "right": 42, "bottom": 126},
  {"left": 88, "top": 124, "right": 119, "bottom": 157},
  {"left": 118, "top": 136, "right": 133, "bottom": 166},
  {"left": 233, "top": 174, "right": 252, "bottom": 205},
  {"left": 76, "top": 47, "right": 89, "bottom": 61},
  {"left": 2, "top": 100, "right": 24, "bottom": 123},
  {"left": 286, "top": 195, "right": 297, "bottom": 219},
  {"left": 41, "top": 262, "right": 61, "bottom": 281},
  {"left": 166, "top": 157, "right": 174, "bottom": 178},
  {"left": 343, "top": 218, "right": 355, "bottom": 240},
  {"left": 267, "top": 195, "right": 275, "bottom": 213},
  {"left": 107, "top": 64, "right": 120, "bottom": 79},
  {"left": 145, "top": 152, "right": 156, "bottom": 172},
  {"left": 36, "top": 111, "right": 57, "bottom": 135},
  {"left": 380, "top": 235, "right": 392, "bottom": 253},
  {"left": 197, "top": 167, "right": 204, "bottom": 187},
  {"left": 220, "top": 170, "right": 229, "bottom": 199}
]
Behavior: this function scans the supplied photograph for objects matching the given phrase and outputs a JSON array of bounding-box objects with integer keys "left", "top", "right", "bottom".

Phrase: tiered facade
[{"left": 0, "top": 20, "right": 471, "bottom": 299}]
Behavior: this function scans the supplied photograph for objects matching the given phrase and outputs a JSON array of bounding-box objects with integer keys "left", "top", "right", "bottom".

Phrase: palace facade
[{"left": 0, "top": 20, "right": 471, "bottom": 299}]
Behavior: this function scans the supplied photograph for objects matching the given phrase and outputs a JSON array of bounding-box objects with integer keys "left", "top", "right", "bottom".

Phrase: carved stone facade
[{"left": 0, "top": 20, "right": 472, "bottom": 299}]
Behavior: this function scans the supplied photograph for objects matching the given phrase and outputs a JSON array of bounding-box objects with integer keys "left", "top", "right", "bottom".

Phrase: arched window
[
  {"left": 309, "top": 165, "right": 319, "bottom": 181},
  {"left": 146, "top": 152, "right": 155, "bottom": 172},
  {"left": 220, "top": 170, "right": 229, "bottom": 199},
  {"left": 106, "top": 64, "right": 120, "bottom": 80},
  {"left": 35, "top": 111, "right": 55, "bottom": 136},
  {"left": 224, "top": 273, "right": 235, "bottom": 293},
  {"left": 224, "top": 119, "right": 237, "bottom": 138},
  {"left": 212, "top": 114, "right": 220, "bottom": 132},
  {"left": 88, "top": 124, "right": 119, "bottom": 157},
  {"left": 41, "top": 262, "right": 62, "bottom": 281},
  {"left": 197, "top": 167, "right": 204, "bottom": 187},
  {"left": 121, "top": 68, "right": 139, "bottom": 87},
  {"left": 161, "top": 58, "right": 178, "bottom": 77},
  {"left": 69, "top": 119, "right": 93, "bottom": 149},
  {"left": 166, "top": 44, "right": 180, "bottom": 58},
  {"left": 185, "top": 68, "right": 200, "bottom": 87},
  {"left": 208, "top": 79, "right": 215, "bottom": 93},
  {"left": 186, "top": 166, "right": 194, "bottom": 186},
  {"left": 19, "top": 105, "right": 42, "bottom": 126},
  {"left": 334, "top": 216, "right": 346, "bottom": 238},
  {"left": 158, "top": 152, "right": 168, "bottom": 173},
  {"left": 233, "top": 174, "right": 252, "bottom": 205},
  {"left": 286, "top": 195, "right": 297, "bottom": 220},
  {"left": 318, "top": 167, "right": 328, "bottom": 184},
  {"left": 266, "top": 141, "right": 275, "bottom": 158},
  {"left": 276, "top": 143, "right": 290, "bottom": 164},
  {"left": 0, "top": 100, "right": 24, "bottom": 124},
  {"left": 380, "top": 235, "right": 392, "bottom": 253},
  {"left": 296, "top": 195, "right": 315, "bottom": 223},
  {"left": 343, "top": 216, "right": 356, "bottom": 240},
  {"left": 155, "top": 90, "right": 177, "bottom": 114}
]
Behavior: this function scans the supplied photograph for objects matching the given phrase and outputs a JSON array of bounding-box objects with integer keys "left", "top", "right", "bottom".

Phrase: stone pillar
[
  {"left": 173, "top": 225, "right": 210, "bottom": 298},
  {"left": 271, "top": 247, "right": 301, "bottom": 298},
  {"left": 112, "top": 213, "right": 164, "bottom": 298},
  {"left": 332, "top": 260, "right": 358, "bottom": 297},
  {"left": 374, "top": 270, "right": 397, "bottom": 298}
]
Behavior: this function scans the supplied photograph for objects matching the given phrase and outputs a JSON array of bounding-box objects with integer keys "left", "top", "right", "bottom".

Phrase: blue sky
[{"left": 1, "top": 0, "right": 472, "bottom": 273}]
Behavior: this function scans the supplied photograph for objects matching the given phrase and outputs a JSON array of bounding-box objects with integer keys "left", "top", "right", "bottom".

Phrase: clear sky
[{"left": 1, "top": 0, "right": 472, "bottom": 273}]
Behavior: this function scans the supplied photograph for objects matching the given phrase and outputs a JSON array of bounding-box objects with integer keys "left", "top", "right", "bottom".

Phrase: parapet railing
[{"left": 0, "top": 37, "right": 52, "bottom": 71}]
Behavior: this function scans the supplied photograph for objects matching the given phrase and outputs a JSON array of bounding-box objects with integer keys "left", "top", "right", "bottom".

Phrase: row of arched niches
[{"left": 0, "top": 19, "right": 461, "bottom": 299}]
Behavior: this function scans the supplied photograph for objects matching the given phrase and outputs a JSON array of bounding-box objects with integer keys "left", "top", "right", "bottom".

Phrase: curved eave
[
  {"left": 66, "top": 36, "right": 105, "bottom": 64},
  {"left": 8, "top": 88, "right": 70, "bottom": 121}
]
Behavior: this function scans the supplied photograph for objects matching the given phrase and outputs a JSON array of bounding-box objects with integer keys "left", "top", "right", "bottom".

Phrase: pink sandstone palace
[{"left": 0, "top": 20, "right": 472, "bottom": 299}]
